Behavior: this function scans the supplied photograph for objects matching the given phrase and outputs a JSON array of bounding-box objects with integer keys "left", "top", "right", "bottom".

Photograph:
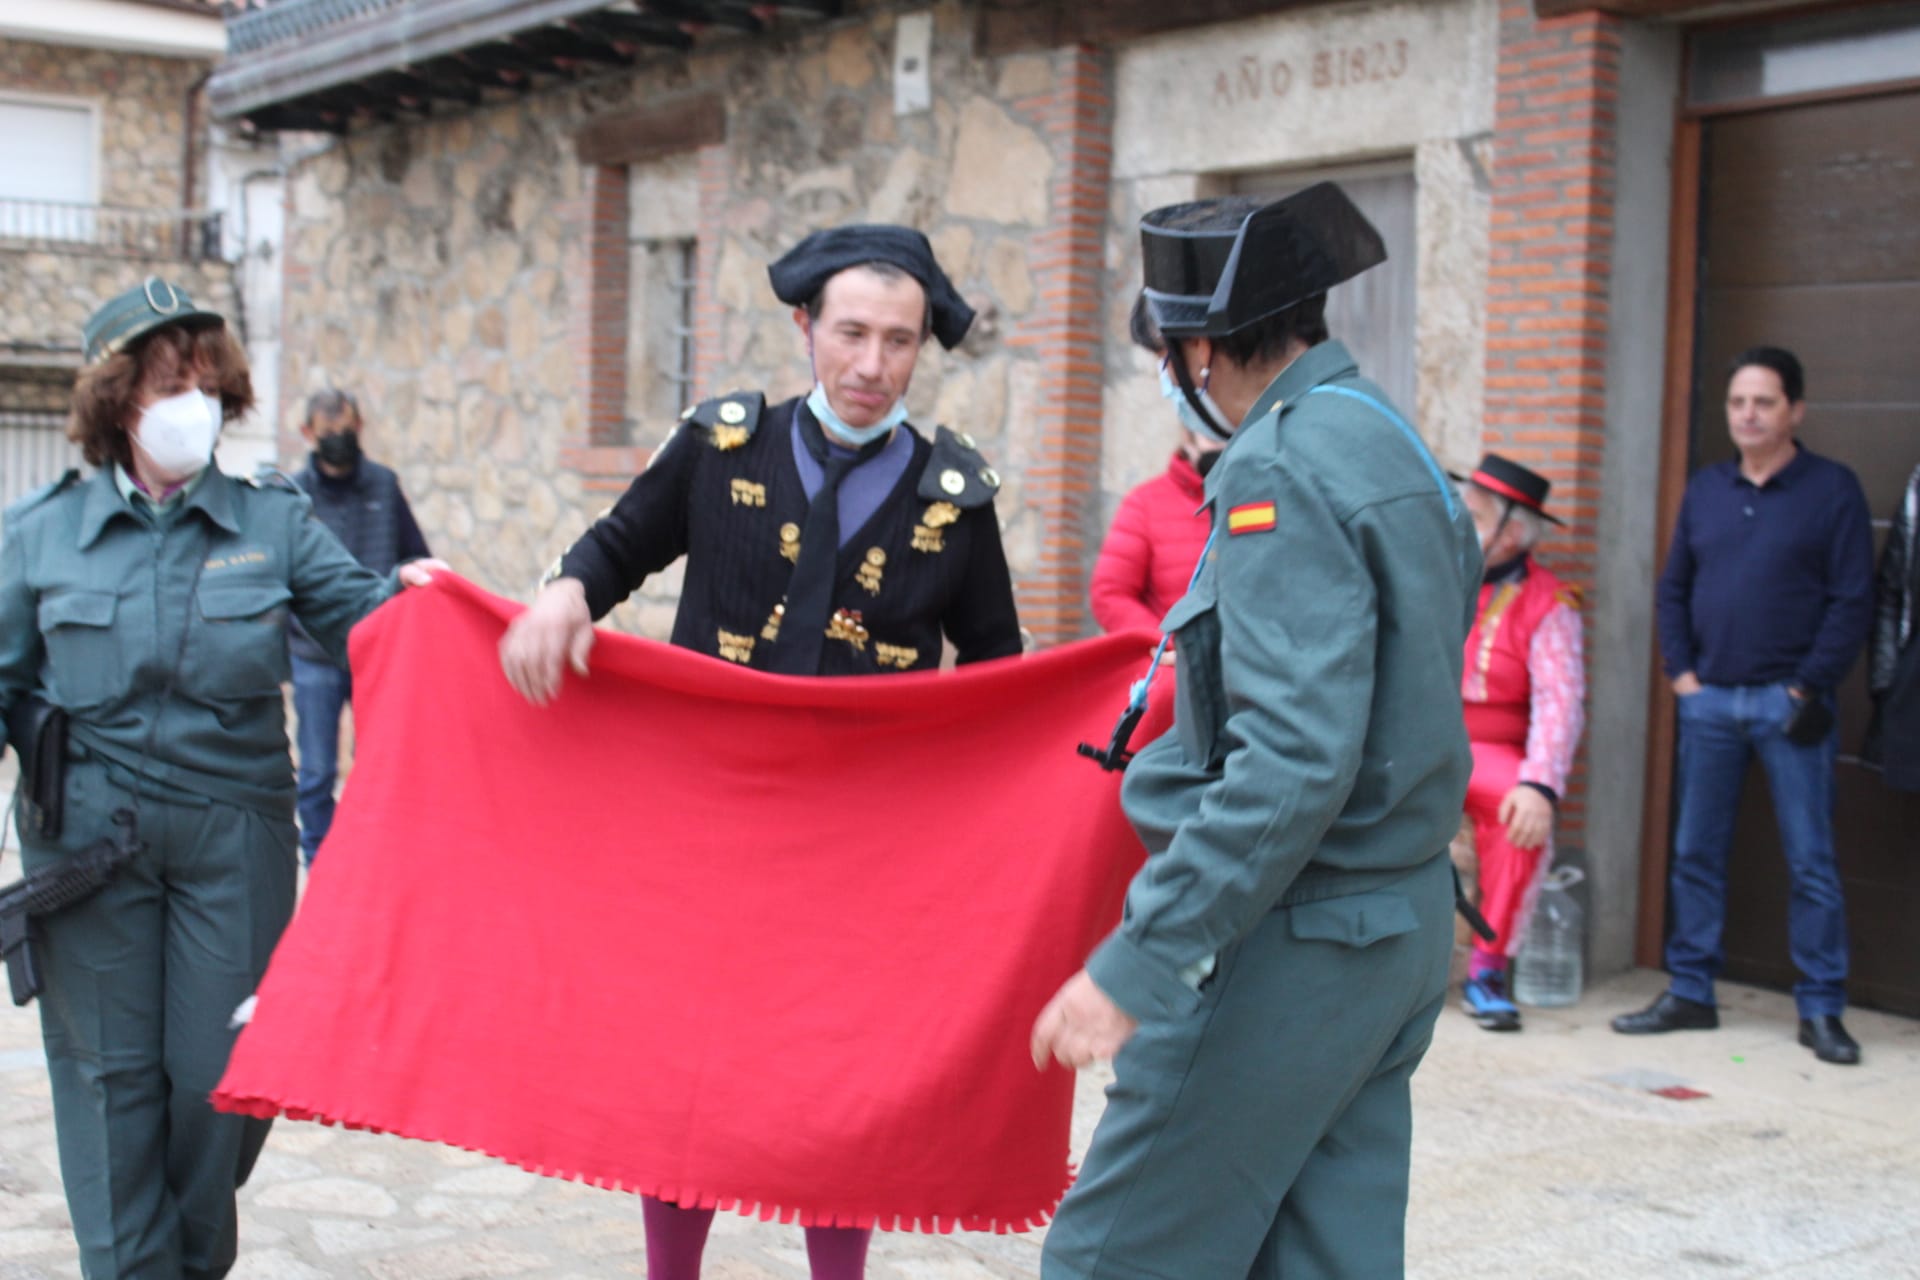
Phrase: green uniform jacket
[
  {"left": 1091, "top": 341, "right": 1482, "bottom": 1022},
  {"left": 0, "top": 466, "right": 396, "bottom": 814}
]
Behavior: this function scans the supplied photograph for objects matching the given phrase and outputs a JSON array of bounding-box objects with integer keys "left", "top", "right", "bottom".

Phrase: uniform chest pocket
[
  {"left": 185, "top": 580, "right": 293, "bottom": 699},
  {"left": 1160, "top": 574, "right": 1226, "bottom": 768},
  {"left": 36, "top": 590, "right": 124, "bottom": 709}
]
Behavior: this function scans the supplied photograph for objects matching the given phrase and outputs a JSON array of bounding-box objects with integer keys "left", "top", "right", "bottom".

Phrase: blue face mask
[
  {"left": 1157, "top": 360, "right": 1233, "bottom": 442},
  {"left": 807, "top": 383, "right": 908, "bottom": 447}
]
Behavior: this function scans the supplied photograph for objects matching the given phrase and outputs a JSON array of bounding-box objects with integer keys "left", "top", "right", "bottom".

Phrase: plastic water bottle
[{"left": 1513, "top": 865, "right": 1584, "bottom": 1007}]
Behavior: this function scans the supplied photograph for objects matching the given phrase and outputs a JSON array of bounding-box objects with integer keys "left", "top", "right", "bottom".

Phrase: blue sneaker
[{"left": 1462, "top": 970, "right": 1521, "bottom": 1032}]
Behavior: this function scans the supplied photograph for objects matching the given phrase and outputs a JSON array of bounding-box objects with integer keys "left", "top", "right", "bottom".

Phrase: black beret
[{"left": 768, "top": 224, "right": 976, "bottom": 350}]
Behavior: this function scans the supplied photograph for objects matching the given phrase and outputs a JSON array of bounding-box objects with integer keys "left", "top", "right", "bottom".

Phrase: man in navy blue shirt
[{"left": 1615, "top": 347, "right": 1874, "bottom": 1064}]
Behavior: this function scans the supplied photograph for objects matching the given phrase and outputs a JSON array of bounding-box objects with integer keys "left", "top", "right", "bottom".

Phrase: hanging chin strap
[
  {"left": 1489, "top": 498, "right": 1515, "bottom": 548},
  {"left": 1167, "top": 343, "right": 1233, "bottom": 442}
]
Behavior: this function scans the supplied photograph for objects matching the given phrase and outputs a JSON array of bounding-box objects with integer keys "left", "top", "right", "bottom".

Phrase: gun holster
[
  {"left": 1, "top": 912, "right": 45, "bottom": 1006},
  {"left": 6, "top": 696, "right": 68, "bottom": 841}
]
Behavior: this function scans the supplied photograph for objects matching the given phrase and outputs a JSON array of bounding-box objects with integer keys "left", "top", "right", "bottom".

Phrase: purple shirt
[{"left": 789, "top": 407, "right": 917, "bottom": 547}]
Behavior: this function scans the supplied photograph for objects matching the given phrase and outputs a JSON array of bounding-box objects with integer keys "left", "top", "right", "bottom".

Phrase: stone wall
[
  {"left": 273, "top": 0, "right": 1499, "bottom": 641},
  {"left": 1101, "top": 0, "right": 1498, "bottom": 519},
  {"left": 0, "top": 250, "right": 236, "bottom": 353},
  {"left": 0, "top": 37, "right": 233, "bottom": 424},
  {"left": 0, "top": 39, "right": 211, "bottom": 213},
  {"left": 276, "top": 2, "right": 1082, "bottom": 636}
]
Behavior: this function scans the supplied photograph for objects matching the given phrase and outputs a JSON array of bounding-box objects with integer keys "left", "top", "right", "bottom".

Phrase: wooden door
[{"left": 1689, "top": 88, "right": 1920, "bottom": 1016}]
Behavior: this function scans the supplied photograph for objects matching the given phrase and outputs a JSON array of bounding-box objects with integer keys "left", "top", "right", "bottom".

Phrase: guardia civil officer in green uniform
[
  {"left": 0, "top": 279, "right": 441, "bottom": 1280},
  {"left": 1031, "top": 186, "right": 1482, "bottom": 1279}
]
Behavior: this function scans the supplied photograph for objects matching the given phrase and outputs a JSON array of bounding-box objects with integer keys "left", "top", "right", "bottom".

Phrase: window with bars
[
  {"left": 629, "top": 237, "right": 697, "bottom": 424},
  {"left": 625, "top": 153, "right": 701, "bottom": 438}
]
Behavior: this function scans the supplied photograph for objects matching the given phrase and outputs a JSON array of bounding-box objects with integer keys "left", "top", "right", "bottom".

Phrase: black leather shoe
[
  {"left": 1610, "top": 991, "right": 1719, "bottom": 1034},
  {"left": 1798, "top": 1016, "right": 1861, "bottom": 1065}
]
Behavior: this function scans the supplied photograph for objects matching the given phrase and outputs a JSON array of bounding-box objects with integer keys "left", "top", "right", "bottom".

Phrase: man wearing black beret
[
  {"left": 499, "top": 224, "right": 1021, "bottom": 1279},
  {"left": 1030, "top": 185, "right": 1481, "bottom": 1278}
]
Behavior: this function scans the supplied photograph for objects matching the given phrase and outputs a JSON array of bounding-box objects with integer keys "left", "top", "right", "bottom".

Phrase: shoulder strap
[
  {"left": 1302, "top": 384, "right": 1456, "bottom": 519},
  {"left": 248, "top": 464, "right": 304, "bottom": 493},
  {"left": 915, "top": 425, "right": 1002, "bottom": 509},
  {"left": 683, "top": 391, "right": 767, "bottom": 450},
  {"left": 4, "top": 468, "right": 81, "bottom": 522}
]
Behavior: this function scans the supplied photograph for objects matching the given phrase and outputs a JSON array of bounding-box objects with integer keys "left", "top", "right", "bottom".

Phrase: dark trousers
[
  {"left": 23, "top": 759, "right": 297, "bottom": 1279},
  {"left": 1667, "top": 681, "right": 1847, "bottom": 1018},
  {"left": 290, "top": 654, "right": 351, "bottom": 865}
]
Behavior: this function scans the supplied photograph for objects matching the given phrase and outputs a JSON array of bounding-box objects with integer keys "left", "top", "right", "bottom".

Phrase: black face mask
[{"left": 315, "top": 430, "right": 361, "bottom": 470}]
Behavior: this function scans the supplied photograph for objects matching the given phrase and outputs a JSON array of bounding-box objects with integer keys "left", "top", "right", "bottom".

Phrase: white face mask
[
  {"left": 807, "top": 382, "right": 907, "bottom": 447},
  {"left": 132, "top": 391, "right": 222, "bottom": 483},
  {"left": 1157, "top": 356, "right": 1234, "bottom": 442}
]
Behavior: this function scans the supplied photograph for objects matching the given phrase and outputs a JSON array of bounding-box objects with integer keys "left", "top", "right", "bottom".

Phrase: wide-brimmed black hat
[
  {"left": 82, "top": 276, "right": 226, "bottom": 364},
  {"left": 768, "top": 224, "right": 975, "bottom": 350},
  {"left": 1139, "top": 183, "right": 1385, "bottom": 339},
  {"left": 1450, "top": 452, "right": 1566, "bottom": 526}
]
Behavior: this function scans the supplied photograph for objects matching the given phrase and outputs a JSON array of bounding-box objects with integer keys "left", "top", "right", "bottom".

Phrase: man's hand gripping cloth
[{"left": 213, "top": 576, "right": 1165, "bottom": 1233}]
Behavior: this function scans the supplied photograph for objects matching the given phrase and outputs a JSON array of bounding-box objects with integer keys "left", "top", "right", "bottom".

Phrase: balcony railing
[
  {"left": 221, "top": 0, "right": 406, "bottom": 55},
  {"left": 0, "top": 200, "right": 224, "bottom": 262},
  {"left": 210, "top": 0, "right": 840, "bottom": 132}
]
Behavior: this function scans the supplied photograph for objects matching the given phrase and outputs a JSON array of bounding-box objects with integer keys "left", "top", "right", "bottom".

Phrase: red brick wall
[
  {"left": 1484, "top": 3, "right": 1623, "bottom": 843},
  {"left": 563, "top": 148, "right": 726, "bottom": 491},
  {"left": 1007, "top": 45, "right": 1114, "bottom": 646},
  {"left": 580, "top": 163, "right": 630, "bottom": 451},
  {"left": 690, "top": 144, "right": 729, "bottom": 394}
]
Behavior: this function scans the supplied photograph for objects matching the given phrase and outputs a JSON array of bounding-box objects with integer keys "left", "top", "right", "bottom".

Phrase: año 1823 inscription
[{"left": 1212, "top": 39, "right": 1412, "bottom": 108}]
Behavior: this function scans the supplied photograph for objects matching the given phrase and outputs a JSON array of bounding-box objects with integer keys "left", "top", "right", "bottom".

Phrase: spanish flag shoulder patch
[{"left": 1227, "top": 501, "right": 1277, "bottom": 535}]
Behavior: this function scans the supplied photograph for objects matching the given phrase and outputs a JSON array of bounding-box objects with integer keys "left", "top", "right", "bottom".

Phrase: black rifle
[{"left": 0, "top": 809, "right": 146, "bottom": 1006}]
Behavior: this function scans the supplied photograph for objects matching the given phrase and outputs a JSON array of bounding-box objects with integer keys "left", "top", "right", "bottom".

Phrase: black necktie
[{"left": 768, "top": 409, "right": 888, "bottom": 674}]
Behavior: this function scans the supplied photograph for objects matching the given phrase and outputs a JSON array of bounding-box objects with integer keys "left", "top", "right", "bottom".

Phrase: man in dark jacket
[
  {"left": 290, "top": 388, "right": 431, "bottom": 864},
  {"left": 1617, "top": 347, "right": 1874, "bottom": 1064}
]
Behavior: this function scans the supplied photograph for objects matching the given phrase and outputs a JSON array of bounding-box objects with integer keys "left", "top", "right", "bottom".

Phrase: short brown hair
[{"left": 68, "top": 323, "right": 254, "bottom": 469}]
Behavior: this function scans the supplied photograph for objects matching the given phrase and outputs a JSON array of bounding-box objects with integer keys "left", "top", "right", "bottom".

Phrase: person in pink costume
[{"left": 1454, "top": 453, "right": 1586, "bottom": 1031}]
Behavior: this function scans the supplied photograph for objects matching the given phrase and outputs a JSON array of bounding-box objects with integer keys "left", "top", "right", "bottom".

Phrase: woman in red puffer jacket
[
  {"left": 1091, "top": 296, "right": 1223, "bottom": 634},
  {"left": 1090, "top": 440, "right": 1216, "bottom": 634}
]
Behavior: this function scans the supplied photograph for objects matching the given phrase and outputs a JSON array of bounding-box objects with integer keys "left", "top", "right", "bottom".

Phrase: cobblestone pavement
[{"left": 5, "top": 824, "right": 1919, "bottom": 1278}]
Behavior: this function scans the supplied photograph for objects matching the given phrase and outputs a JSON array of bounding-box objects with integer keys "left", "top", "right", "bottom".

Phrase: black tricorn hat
[
  {"left": 1450, "top": 452, "right": 1566, "bottom": 526},
  {"left": 768, "top": 223, "right": 976, "bottom": 350},
  {"left": 1140, "top": 183, "right": 1386, "bottom": 339}
]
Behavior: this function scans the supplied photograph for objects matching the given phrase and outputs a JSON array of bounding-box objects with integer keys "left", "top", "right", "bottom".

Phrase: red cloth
[
  {"left": 1089, "top": 451, "right": 1210, "bottom": 634},
  {"left": 214, "top": 576, "right": 1166, "bottom": 1232}
]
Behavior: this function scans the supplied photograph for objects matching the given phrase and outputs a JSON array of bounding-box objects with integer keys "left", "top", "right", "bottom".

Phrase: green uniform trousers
[
  {"left": 1043, "top": 855, "right": 1453, "bottom": 1280},
  {"left": 22, "top": 756, "right": 297, "bottom": 1280}
]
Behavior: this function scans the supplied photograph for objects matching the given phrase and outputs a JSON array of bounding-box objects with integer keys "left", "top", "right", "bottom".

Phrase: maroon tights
[{"left": 641, "top": 1195, "right": 871, "bottom": 1280}]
